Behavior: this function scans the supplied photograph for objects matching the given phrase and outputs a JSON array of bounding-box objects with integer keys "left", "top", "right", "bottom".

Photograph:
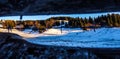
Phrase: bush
[{"left": 39, "top": 25, "right": 46, "bottom": 33}]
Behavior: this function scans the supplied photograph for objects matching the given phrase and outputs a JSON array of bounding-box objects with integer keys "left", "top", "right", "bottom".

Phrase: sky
[{"left": 0, "top": 12, "right": 120, "bottom": 20}]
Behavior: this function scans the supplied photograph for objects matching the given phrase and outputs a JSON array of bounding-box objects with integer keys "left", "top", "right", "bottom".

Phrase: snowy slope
[
  {"left": 1, "top": 28, "right": 120, "bottom": 48},
  {"left": 0, "top": 28, "right": 40, "bottom": 38},
  {"left": 26, "top": 28, "right": 120, "bottom": 48},
  {"left": 0, "top": 28, "right": 68, "bottom": 38}
]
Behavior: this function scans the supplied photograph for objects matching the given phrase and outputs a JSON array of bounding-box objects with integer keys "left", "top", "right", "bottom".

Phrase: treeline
[
  {"left": 95, "top": 14, "right": 120, "bottom": 27},
  {"left": 67, "top": 14, "right": 120, "bottom": 28},
  {"left": 1, "top": 20, "right": 46, "bottom": 33},
  {"left": 1, "top": 14, "right": 120, "bottom": 33},
  {"left": 46, "top": 14, "right": 120, "bottom": 28},
  {"left": 1, "top": 19, "right": 58, "bottom": 33}
]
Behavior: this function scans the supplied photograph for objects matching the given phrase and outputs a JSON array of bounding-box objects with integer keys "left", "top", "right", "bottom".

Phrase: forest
[{"left": 1, "top": 14, "right": 120, "bottom": 33}]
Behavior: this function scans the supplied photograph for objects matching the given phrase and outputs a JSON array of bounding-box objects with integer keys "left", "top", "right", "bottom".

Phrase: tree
[{"left": 4, "top": 20, "right": 16, "bottom": 28}]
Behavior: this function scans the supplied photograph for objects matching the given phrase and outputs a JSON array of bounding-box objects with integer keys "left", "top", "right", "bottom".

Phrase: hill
[
  {"left": 0, "top": 32, "right": 97, "bottom": 59},
  {"left": 0, "top": 28, "right": 120, "bottom": 59}
]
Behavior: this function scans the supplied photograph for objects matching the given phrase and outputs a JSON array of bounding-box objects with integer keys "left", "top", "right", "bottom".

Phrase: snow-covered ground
[
  {"left": 0, "top": 28, "right": 68, "bottom": 38},
  {"left": 0, "top": 28, "right": 40, "bottom": 38},
  {"left": 25, "top": 28, "right": 120, "bottom": 48},
  {"left": 1, "top": 28, "right": 120, "bottom": 48}
]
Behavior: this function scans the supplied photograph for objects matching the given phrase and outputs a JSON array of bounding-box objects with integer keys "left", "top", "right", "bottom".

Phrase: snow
[
  {"left": 0, "top": 28, "right": 68, "bottom": 38},
  {"left": 0, "top": 28, "right": 40, "bottom": 38},
  {"left": 1, "top": 27, "right": 120, "bottom": 48},
  {"left": 43, "top": 29, "right": 67, "bottom": 35},
  {"left": 25, "top": 28, "right": 120, "bottom": 48}
]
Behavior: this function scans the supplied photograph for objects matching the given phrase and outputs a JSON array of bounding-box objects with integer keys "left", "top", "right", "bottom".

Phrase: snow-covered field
[
  {"left": 0, "top": 28, "right": 40, "bottom": 38},
  {"left": 24, "top": 28, "right": 120, "bottom": 48},
  {"left": 1, "top": 28, "right": 120, "bottom": 48},
  {"left": 0, "top": 28, "right": 69, "bottom": 38}
]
